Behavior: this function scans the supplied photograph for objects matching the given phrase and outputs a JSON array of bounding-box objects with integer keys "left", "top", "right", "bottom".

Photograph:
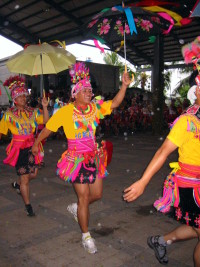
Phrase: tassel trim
[
  {"left": 154, "top": 162, "right": 200, "bottom": 213},
  {"left": 56, "top": 142, "right": 108, "bottom": 182}
]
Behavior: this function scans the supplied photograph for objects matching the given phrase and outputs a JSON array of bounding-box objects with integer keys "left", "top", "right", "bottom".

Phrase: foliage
[
  {"left": 179, "top": 66, "right": 193, "bottom": 74},
  {"left": 178, "top": 83, "right": 190, "bottom": 100},
  {"left": 163, "top": 70, "right": 172, "bottom": 97},
  {"left": 103, "top": 51, "right": 122, "bottom": 67},
  {"left": 140, "top": 72, "right": 150, "bottom": 89},
  {"left": 103, "top": 51, "right": 141, "bottom": 87},
  {"left": 0, "top": 80, "right": 12, "bottom": 101}
]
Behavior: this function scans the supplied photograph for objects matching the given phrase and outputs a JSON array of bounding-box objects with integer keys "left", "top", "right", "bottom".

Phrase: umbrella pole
[
  {"left": 40, "top": 53, "right": 44, "bottom": 97},
  {"left": 124, "top": 23, "right": 134, "bottom": 82},
  {"left": 40, "top": 75, "right": 43, "bottom": 97},
  {"left": 124, "top": 24, "right": 127, "bottom": 73}
]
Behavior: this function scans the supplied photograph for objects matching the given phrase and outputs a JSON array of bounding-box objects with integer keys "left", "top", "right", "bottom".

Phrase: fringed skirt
[
  {"left": 170, "top": 188, "right": 200, "bottom": 228},
  {"left": 56, "top": 139, "right": 108, "bottom": 184},
  {"left": 154, "top": 162, "right": 200, "bottom": 229}
]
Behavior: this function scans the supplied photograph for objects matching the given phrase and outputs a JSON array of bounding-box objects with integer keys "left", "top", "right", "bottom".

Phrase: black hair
[{"left": 189, "top": 70, "right": 199, "bottom": 87}]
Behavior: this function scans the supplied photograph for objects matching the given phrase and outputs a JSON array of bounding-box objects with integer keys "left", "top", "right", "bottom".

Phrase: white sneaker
[
  {"left": 67, "top": 203, "right": 78, "bottom": 222},
  {"left": 82, "top": 236, "right": 97, "bottom": 254}
]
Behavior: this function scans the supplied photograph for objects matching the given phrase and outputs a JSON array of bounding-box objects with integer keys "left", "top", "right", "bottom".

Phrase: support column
[{"left": 151, "top": 35, "right": 164, "bottom": 134}]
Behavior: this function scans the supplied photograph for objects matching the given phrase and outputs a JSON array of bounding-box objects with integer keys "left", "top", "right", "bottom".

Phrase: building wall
[
  {"left": 87, "top": 62, "right": 119, "bottom": 93},
  {"left": 0, "top": 57, "right": 12, "bottom": 105}
]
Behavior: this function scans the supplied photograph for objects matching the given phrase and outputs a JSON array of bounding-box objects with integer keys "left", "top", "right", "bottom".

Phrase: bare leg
[
  {"left": 164, "top": 225, "right": 198, "bottom": 244},
  {"left": 163, "top": 225, "right": 200, "bottom": 267},
  {"left": 73, "top": 178, "right": 103, "bottom": 233},
  {"left": 20, "top": 174, "right": 31, "bottom": 205},
  {"left": 17, "top": 168, "right": 38, "bottom": 186},
  {"left": 30, "top": 167, "right": 38, "bottom": 180},
  {"left": 193, "top": 228, "right": 200, "bottom": 267},
  {"left": 73, "top": 183, "right": 90, "bottom": 233},
  {"left": 89, "top": 177, "right": 103, "bottom": 204}
]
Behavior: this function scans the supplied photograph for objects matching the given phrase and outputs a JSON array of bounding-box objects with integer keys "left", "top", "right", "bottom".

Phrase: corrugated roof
[{"left": 0, "top": 0, "right": 199, "bottom": 66}]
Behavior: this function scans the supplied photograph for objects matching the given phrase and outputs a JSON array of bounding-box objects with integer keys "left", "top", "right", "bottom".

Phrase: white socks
[{"left": 82, "top": 232, "right": 91, "bottom": 240}]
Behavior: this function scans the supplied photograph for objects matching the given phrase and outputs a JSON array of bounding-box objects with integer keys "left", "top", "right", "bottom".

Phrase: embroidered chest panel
[
  {"left": 72, "top": 103, "right": 100, "bottom": 131},
  {"left": 5, "top": 106, "right": 39, "bottom": 134}
]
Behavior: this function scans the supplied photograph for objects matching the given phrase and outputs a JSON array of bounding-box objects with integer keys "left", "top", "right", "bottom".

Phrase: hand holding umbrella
[
  {"left": 122, "top": 71, "right": 132, "bottom": 87},
  {"left": 41, "top": 95, "right": 49, "bottom": 108}
]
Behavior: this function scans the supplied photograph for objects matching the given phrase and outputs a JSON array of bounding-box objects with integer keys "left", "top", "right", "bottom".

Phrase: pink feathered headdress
[
  {"left": 182, "top": 36, "right": 200, "bottom": 69},
  {"left": 3, "top": 75, "right": 28, "bottom": 100},
  {"left": 69, "top": 62, "right": 92, "bottom": 97}
]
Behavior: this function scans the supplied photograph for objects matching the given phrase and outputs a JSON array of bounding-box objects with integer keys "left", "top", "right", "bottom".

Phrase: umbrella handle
[
  {"left": 125, "top": 64, "right": 127, "bottom": 73},
  {"left": 125, "top": 64, "right": 134, "bottom": 83},
  {"left": 123, "top": 24, "right": 134, "bottom": 83},
  {"left": 43, "top": 90, "right": 50, "bottom": 103}
]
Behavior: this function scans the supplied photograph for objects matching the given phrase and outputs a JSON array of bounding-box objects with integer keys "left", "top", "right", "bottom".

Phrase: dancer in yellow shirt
[
  {"left": 0, "top": 76, "right": 49, "bottom": 216},
  {"left": 124, "top": 71, "right": 200, "bottom": 266},
  {"left": 32, "top": 62, "right": 131, "bottom": 254}
]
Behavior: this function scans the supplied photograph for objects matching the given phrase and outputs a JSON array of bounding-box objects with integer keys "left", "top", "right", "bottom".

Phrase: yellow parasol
[{"left": 6, "top": 42, "right": 76, "bottom": 96}]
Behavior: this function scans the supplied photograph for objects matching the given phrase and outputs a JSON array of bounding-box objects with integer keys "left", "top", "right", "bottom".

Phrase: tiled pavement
[{"left": 0, "top": 133, "right": 196, "bottom": 267}]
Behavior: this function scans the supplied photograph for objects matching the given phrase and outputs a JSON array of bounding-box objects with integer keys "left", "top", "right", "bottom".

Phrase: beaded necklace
[
  {"left": 72, "top": 97, "right": 105, "bottom": 132},
  {"left": 73, "top": 102, "right": 98, "bottom": 132}
]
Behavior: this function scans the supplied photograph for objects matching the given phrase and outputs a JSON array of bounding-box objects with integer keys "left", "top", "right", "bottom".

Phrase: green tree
[
  {"left": 163, "top": 70, "right": 172, "bottom": 97},
  {"left": 102, "top": 51, "right": 139, "bottom": 86}
]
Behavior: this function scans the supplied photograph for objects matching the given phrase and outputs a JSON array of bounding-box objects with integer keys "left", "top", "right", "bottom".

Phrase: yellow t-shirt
[
  {"left": 46, "top": 99, "right": 112, "bottom": 139},
  {"left": 0, "top": 106, "right": 44, "bottom": 136},
  {"left": 167, "top": 114, "right": 200, "bottom": 165}
]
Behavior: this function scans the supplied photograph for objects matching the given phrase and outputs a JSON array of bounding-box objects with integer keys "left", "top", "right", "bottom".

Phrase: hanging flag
[
  {"left": 144, "top": 6, "right": 183, "bottom": 26},
  {"left": 128, "top": 1, "right": 179, "bottom": 7},
  {"left": 94, "top": 39, "right": 105, "bottom": 53}
]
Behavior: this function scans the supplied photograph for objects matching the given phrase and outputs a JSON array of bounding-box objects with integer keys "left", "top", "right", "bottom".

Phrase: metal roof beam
[
  {"left": 2, "top": 1, "right": 38, "bottom": 19},
  {"left": 43, "top": 0, "right": 83, "bottom": 26},
  {"left": 0, "top": 15, "right": 38, "bottom": 43},
  {"left": 0, "top": 30, "right": 24, "bottom": 46},
  {"left": 126, "top": 40, "right": 153, "bottom": 65}
]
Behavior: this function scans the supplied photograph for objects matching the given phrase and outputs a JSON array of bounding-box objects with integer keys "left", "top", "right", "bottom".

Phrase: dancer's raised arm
[{"left": 123, "top": 138, "right": 177, "bottom": 202}]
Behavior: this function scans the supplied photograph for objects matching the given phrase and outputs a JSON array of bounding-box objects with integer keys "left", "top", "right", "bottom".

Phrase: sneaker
[
  {"left": 25, "top": 204, "right": 35, "bottom": 217},
  {"left": 67, "top": 203, "right": 78, "bottom": 222},
  {"left": 147, "top": 236, "right": 168, "bottom": 265},
  {"left": 11, "top": 181, "right": 21, "bottom": 194},
  {"left": 82, "top": 236, "right": 97, "bottom": 254}
]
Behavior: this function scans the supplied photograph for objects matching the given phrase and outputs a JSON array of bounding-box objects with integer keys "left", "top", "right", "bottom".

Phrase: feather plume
[
  {"left": 3, "top": 76, "right": 25, "bottom": 91},
  {"left": 182, "top": 36, "right": 200, "bottom": 64},
  {"left": 69, "top": 62, "right": 90, "bottom": 84}
]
